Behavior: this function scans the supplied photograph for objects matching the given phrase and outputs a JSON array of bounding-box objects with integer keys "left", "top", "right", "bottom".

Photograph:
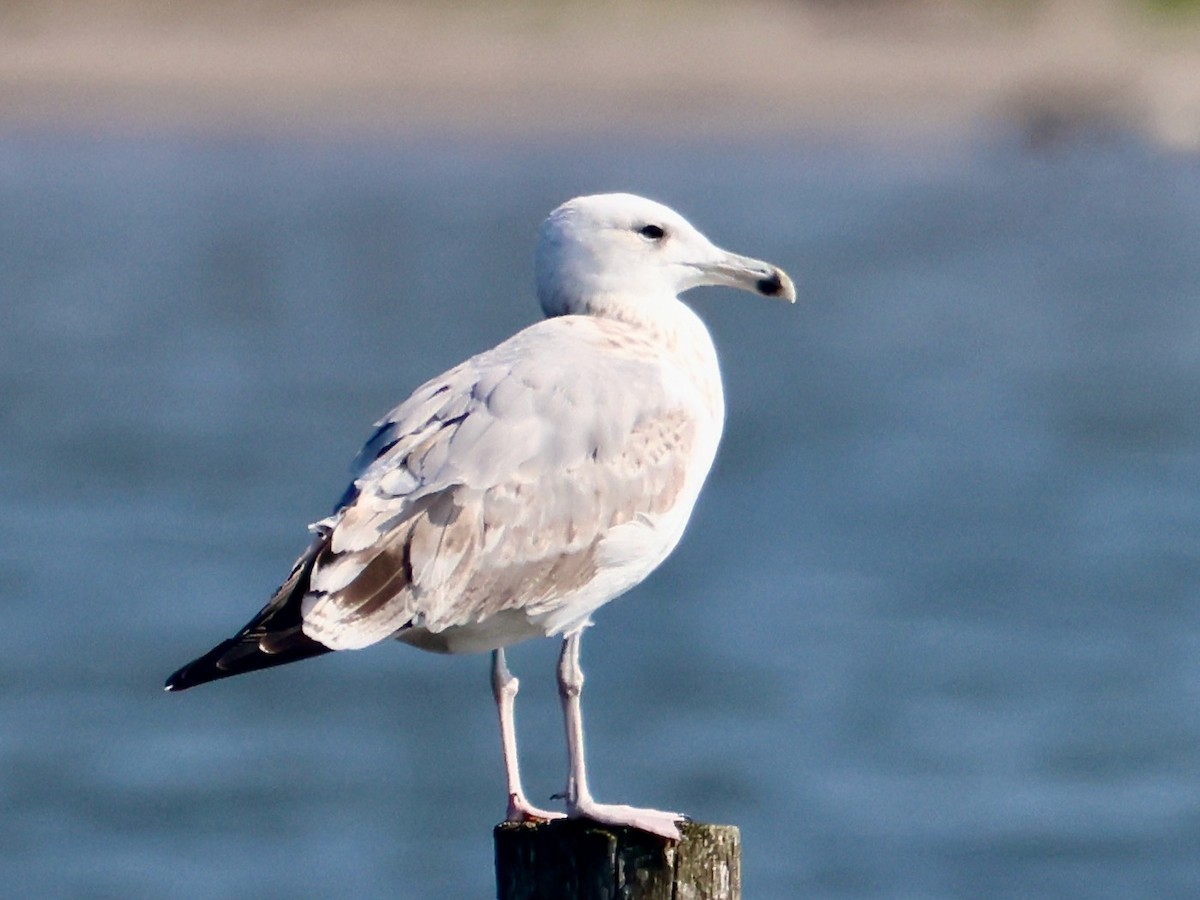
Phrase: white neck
[{"left": 574, "top": 290, "right": 725, "bottom": 429}]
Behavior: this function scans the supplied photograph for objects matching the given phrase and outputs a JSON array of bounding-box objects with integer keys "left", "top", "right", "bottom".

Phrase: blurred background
[{"left": 2, "top": 1, "right": 1199, "bottom": 897}]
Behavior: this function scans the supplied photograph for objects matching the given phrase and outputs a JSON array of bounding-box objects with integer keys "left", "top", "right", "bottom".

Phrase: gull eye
[{"left": 638, "top": 223, "right": 666, "bottom": 241}]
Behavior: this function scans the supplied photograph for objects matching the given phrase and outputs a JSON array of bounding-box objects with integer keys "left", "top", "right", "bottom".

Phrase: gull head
[{"left": 535, "top": 193, "right": 796, "bottom": 319}]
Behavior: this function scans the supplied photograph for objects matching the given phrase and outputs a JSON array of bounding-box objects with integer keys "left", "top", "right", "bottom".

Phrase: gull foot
[
  {"left": 506, "top": 792, "right": 566, "bottom": 824},
  {"left": 568, "top": 800, "right": 684, "bottom": 841}
]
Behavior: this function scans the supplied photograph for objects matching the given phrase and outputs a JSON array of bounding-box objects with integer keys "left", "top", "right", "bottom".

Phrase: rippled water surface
[{"left": 1, "top": 129, "right": 1198, "bottom": 898}]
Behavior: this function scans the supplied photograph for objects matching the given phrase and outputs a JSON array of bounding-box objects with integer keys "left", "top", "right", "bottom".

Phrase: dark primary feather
[{"left": 164, "top": 538, "right": 334, "bottom": 691}]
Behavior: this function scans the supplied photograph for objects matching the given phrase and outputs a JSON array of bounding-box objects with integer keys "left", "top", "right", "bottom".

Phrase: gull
[{"left": 165, "top": 192, "right": 795, "bottom": 840}]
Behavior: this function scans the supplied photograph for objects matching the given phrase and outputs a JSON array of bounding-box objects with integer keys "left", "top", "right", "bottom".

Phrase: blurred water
[{"left": 1, "top": 128, "right": 1198, "bottom": 899}]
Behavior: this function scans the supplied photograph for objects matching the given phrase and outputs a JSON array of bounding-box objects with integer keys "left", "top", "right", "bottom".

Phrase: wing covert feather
[{"left": 301, "top": 318, "right": 703, "bottom": 650}]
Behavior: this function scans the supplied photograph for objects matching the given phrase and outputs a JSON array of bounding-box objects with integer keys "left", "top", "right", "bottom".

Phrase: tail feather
[{"left": 165, "top": 536, "right": 334, "bottom": 692}]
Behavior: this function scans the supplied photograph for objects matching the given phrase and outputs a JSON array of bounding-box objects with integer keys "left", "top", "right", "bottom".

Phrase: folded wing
[
  {"left": 303, "top": 318, "right": 699, "bottom": 649},
  {"left": 165, "top": 317, "right": 701, "bottom": 689}
]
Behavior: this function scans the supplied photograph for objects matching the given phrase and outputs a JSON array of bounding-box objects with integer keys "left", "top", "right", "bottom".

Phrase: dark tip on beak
[{"left": 756, "top": 271, "right": 785, "bottom": 297}]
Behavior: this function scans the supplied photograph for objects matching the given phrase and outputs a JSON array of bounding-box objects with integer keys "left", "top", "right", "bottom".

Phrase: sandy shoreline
[{"left": 0, "top": 0, "right": 1197, "bottom": 147}]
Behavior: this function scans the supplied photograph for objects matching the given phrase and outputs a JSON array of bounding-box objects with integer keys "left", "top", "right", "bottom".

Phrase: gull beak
[{"left": 693, "top": 247, "right": 797, "bottom": 303}]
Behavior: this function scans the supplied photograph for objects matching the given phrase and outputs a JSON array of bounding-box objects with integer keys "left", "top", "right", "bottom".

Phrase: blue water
[{"left": 1, "top": 128, "right": 1198, "bottom": 898}]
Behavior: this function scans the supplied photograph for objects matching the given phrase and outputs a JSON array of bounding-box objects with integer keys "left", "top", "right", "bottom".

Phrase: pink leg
[
  {"left": 492, "top": 648, "right": 564, "bottom": 823},
  {"left": 556, "top": 629, "right": 683, "bottom": 840}
]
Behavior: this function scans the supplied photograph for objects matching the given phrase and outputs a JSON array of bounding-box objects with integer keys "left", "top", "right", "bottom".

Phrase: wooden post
[{"left": 495, "top": 819, "right": 740, "bottom": 900}]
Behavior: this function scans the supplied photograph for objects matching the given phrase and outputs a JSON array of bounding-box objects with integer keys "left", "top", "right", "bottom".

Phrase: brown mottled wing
[{"left": 299, "top": 317, "right": 698, "bottom": 651}]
